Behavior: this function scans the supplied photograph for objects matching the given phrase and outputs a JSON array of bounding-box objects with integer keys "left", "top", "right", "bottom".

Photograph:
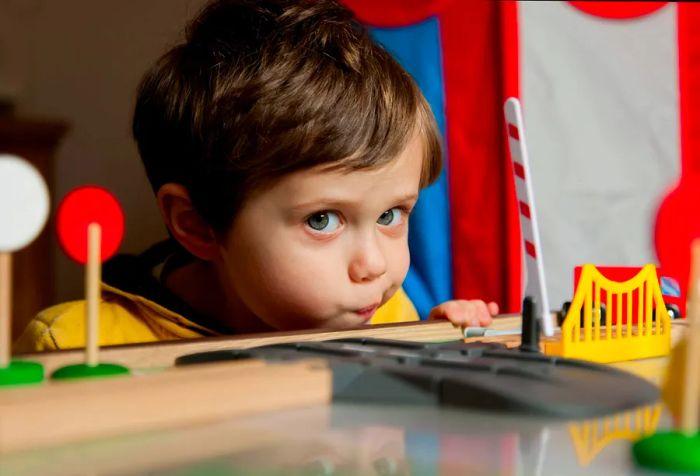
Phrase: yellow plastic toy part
[
  {"left": 544, "top": 264, "right": 671, "bottom": 363},
  {"left": 569, "top": 404, "right": 662, "bottom": 467},
  {"left": 661, "top": 336, "right": 700, "bottom": 427}
]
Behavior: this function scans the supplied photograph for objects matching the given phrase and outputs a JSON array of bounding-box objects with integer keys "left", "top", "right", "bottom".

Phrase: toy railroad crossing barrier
[
  {"left": 544, "top": 264, "right": 671, "bottom": 363},
  {"left": 569, "top": 404, "right": 662, "bottom": 467}
]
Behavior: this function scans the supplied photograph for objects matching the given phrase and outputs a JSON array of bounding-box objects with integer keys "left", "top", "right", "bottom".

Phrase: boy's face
[{"left": 216, "top": 132, "right": 424, "bottom": 331}]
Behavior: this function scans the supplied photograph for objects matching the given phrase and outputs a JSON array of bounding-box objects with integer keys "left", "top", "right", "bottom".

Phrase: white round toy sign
[{"left": 0, "top": 154, "right": 50, "bottom": 252}]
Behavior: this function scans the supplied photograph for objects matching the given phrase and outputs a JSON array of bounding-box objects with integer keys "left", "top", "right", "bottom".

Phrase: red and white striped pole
[{"left": 504, "top": 98, "right": 555, "bottom": 337}]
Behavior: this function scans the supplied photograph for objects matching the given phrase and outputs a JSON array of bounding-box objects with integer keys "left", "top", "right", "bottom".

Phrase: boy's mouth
[{"left": 354, "top": 303, "right": 379, "bottom": 322}]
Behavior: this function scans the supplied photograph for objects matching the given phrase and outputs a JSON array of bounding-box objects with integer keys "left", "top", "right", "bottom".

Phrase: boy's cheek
[
  {"left": 249, "top": 256, "right": 345, "bottom": 311},
  {"left": 400, "top": 252, "right": 412, "bottom": 283}
]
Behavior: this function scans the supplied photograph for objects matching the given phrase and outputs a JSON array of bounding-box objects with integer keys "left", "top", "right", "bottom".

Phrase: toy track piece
[{"left": 177, "top": 337, "right": 660, "bottom": 418}]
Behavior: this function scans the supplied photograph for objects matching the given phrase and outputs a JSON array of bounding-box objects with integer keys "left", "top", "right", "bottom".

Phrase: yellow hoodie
[{"left": 14, "top": 283, "right": 419, "bottom": 353}]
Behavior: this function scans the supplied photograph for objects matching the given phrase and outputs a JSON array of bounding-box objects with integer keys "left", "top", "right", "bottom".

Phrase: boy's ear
[{"left": 157, "top": 184, "right": 219, "bottom": 261}]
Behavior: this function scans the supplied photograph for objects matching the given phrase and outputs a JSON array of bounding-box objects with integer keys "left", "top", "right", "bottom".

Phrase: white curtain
[{"left": 520, "top": 1, "right": 680, "bottom": 307}]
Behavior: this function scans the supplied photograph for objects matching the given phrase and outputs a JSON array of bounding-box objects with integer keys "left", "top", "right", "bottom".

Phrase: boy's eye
[
  {"left": 306, "top": 211, "right": 341, "bottom": 233},
  {"left": 377, "top": 208, "right": 404, "bottom": 227}
]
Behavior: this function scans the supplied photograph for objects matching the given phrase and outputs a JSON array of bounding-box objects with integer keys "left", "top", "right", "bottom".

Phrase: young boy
[{"left": 15, "top": 0, "right": 498, "bottom": 352}]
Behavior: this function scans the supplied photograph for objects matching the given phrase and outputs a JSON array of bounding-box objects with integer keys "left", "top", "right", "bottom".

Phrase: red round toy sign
[
  {"left": 568, "top": 1, "right": 668, "bottom": 20},
  {"left": 56, "top": 186, "right": 124, "bottom": 264}
]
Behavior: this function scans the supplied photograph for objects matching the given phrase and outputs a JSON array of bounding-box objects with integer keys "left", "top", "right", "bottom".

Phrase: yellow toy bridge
[{"left": 544, "top": 264, "right": 671, "bottom": 363}]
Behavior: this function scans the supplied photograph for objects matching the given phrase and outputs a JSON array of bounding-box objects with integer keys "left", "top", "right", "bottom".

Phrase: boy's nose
[{"left": 348, "top": 235, "right": 387, "bottom": 283}]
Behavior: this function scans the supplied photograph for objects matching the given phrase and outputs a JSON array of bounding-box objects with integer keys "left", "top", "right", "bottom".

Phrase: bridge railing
[{"left": 544, "top": 264, "right": 671, "bottom": 363}]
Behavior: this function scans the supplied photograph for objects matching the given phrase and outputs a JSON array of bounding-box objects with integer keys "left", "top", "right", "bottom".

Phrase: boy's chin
[
  {"left": 318, "top": 312, "right": 375, "bottom": 329},
  {"left": 263, "top": 311, "right": 374, "bottom": 333}
]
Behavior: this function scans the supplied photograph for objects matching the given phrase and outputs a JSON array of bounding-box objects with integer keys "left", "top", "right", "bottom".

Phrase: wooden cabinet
[{"left": 0, "top": 116, "right": 68, "bottom": 340}]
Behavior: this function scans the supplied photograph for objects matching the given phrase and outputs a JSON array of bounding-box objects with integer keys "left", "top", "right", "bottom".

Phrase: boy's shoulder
[
  {"left": 13, "top": 285, "right": 214, "bottom": 353},
  {"left": 13, "top": 296, "right": 155, "bottom": 353},
  {"left": 14, "top": 301, "right": 85, "bottom": 352}
]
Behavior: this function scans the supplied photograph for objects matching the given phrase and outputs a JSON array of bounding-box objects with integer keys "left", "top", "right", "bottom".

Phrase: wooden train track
[
  {"left": 17, "top": 315, "right": 522, "bottom": 374},
  {"left": 16, "top": 315, "right": 688, "bottom": 374},
  {"left": 0, "top": 358, "right": 330, "bottom": 453}
]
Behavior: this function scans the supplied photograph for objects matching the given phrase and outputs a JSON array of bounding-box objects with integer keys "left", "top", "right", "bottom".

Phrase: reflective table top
[{"left": 1, "top": 400, "right": 670, "bottom": 476}]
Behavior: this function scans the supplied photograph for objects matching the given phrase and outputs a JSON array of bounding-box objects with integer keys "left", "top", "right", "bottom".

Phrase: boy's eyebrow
[{"left": 289, "top": 192, "right": 419, "bottom": 211}]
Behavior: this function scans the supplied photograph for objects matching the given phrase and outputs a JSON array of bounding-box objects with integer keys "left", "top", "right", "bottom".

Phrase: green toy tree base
[
  {"left": 51, "top": 363, "right": 129, "bottom": 381},
  {"left": 0, "top": 360, "right": 44, "bottom": 387},
  {"left": 633, "top": 431, "right": 700, "bottom": 473}
]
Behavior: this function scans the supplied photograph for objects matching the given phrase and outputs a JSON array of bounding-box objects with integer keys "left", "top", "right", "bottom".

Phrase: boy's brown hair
[{"left": 133, "top": 0, "right": 442, "bottom": 233}]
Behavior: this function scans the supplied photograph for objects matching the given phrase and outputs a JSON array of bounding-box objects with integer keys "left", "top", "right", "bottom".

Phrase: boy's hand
[{"left": 428, "top": 300, "right": 499, "bottom": 328}]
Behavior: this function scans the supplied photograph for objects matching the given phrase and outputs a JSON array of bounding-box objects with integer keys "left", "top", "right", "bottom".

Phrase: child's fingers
[
  {"left": 428, "top": 300, "right": 494, "bottom": 327},
  {"left": 471, "top": 300, "right": 493, "bottom": 326},
  {"left": 487, "top": 301, "right": 499, "bottom": 316},
  {"left": 427, "top": 301, "right": 459, "bottom": 322}
]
